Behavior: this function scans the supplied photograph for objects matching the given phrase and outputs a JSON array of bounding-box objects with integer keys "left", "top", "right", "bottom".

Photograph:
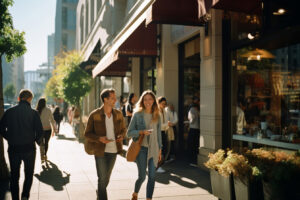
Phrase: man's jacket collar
[
  {"left": 99, "top": 105, "right": 117, "bottom": 118},
  {"left": 19, "top": 100, "right": 31, "bottom": 106}
]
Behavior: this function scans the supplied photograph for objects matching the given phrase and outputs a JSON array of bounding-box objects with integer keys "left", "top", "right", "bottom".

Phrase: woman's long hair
[
  {"left": 53, "top": 106, "right": 60, "bottom": 115},
  {"left": 134, "top": 90, "right": 159, "bottom": 122},
  {"left": 128, "top": 93, "right": 135, "bottom": 105},
  {"left": 36, "top": 98, "right": 46, "bottom": 115}
]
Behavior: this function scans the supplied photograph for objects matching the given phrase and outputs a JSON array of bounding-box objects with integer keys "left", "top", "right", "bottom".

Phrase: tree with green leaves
[
  {"left": 50, "top": 51, "right": 92, "bottom": 138},
  {"left": 45, "top": 71, "right": 63, "bottom": 102},
  {"left": 4, "top": 83, "right": 15, "bottom": 102},
  {"left": 0, "top": 0, "right": 26, "bottom": 180}
]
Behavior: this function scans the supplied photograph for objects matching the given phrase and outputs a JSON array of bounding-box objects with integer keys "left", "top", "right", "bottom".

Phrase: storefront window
[
  {"left": 141, "top": 57, "right": 156, "bottom": 93},
  {"left": 233, "top": 43, "right": 300, "bottom": 149},
  {"left": 183, "top": 59, "right": 200, "bottom": 121}
]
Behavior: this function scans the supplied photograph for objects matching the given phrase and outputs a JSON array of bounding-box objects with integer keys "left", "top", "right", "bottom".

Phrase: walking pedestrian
[
  {"left": 126, "top": 93, "right": 138, "bottom": 125},
  {"left": 53, "top": 106, "right": 63, "bottom": 134},
  {"left": 187, "top": 96, "right": 200, "bottom": 166},
  {"left": 127, "top": 90, "right": 162, "bottom": 200},
  {"left": 0, "top": 89, "right": 44, "bottom": 200},
  {"left": 84, "top": 88, "right": 126, "bottom": 200},
  {"left": 68, "top": 106, "right": 75, "bottom": 124},
  {"left": 165, "top": 103, "right": 178, "bottom": 162},
  {"left": 156, "top": 96, "right": 168, "bottom": 173},
  {"left": 36, "top": 98, "right": 56, "bottom": 163}
]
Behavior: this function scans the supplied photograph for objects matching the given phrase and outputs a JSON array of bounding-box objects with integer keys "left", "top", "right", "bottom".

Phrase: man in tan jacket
[{"left": 84, "top": 88, "right": 126, "bottom": 200}]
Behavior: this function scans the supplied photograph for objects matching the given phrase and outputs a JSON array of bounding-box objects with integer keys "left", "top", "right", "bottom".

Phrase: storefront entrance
[{"left": 178, "top": 36, "right": 200, "bottom": 156}]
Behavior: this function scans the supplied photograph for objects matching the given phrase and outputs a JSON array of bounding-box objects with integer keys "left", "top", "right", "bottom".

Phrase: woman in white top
[
  {"left": 157, "top": 97, "right": 168, "bottom": 173},
  {"left": 36, "top": 98, "right": 56, "bottom": 163},
  {"left": 165, "top": 103, "right": 178, "bottom": 162}
]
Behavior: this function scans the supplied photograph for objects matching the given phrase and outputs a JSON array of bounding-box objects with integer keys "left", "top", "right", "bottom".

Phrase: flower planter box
[
  {"left": 210, "top": 170, "right": 234, "bottom": 200},
  {"left": 234, "top": 177, "right": 263, "bottom": 200},
  {"left": 262, "top": 181, "right": 272, "bottom": 200}
]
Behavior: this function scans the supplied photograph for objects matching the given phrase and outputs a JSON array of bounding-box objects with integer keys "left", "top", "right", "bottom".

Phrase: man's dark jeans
[
  {"left": 187, "top": 128, "right": 200, "bottom": 164},
  {"left": 8, "top": 150, "right": 36, "bottom": 200},
  {"left": 95, "top": 153, "right": 117, "bottom": 200}
]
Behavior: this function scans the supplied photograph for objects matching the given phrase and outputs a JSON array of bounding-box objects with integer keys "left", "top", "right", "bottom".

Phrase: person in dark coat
[
  {"left": 53, "top": 106, "right": 63, "bottom": 134},
  {"left": 0, "top": 89, "right": 44, "bottom": 200}
]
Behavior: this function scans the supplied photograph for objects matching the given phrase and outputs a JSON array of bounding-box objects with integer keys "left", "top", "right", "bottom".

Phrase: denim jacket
[{"left": 127, "top": 111, "right": 162, "bottom": 149}]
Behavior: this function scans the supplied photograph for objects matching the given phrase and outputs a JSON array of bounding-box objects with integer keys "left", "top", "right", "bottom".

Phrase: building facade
[
  {"left": 55, "top": 0, "right": 79, "bottom": 57},
  {"left": 48, "top": 33, "right": 55, "bottom": 70},
  {"left": 2, "top": 55, "right": 25, "bottom": 101},
  {"left": 24, "top": 70, "right": 44, "bottom": 105},
  {"left": 76, "top": 0, "right": 300, "bottom": 167}
]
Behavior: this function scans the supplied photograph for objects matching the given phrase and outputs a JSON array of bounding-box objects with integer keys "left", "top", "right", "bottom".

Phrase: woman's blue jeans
[{"left": 134, "top": 146, "right": 156, "bottom": 199}]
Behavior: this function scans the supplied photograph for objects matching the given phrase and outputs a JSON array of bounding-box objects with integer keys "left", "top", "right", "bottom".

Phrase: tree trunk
[{"left": 0, "top": 55, "right": 10, "bottom": 180}]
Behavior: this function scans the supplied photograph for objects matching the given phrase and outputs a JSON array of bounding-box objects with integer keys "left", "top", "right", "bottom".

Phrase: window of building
[
  {"left": 80, "top": 5, "right": 84, "bottom": 45},
  {"left": 233, "top": 43, "right": 300, "bottom": 150},
  {"left": 62, "top": 33, "right": 68, "bottom": 49},
  {"left": 140, "top": 57, "right": 157, "bottom": 94},
  {"left": 97, "top": 0, "right": 102, "bottom": 13},
  {"left": 91, "top": 0, "right": 95, "bottom": 27},
  {"left": 62, "top": 7, "right": 68, "bottom": 29},
  {"left": 85, "top": 0, "right": 89, "bottom": 38},
  {"left": 226, "top": 0, "right": 300, "bottom": 151}
]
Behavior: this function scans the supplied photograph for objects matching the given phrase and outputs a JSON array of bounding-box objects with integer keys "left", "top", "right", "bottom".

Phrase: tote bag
[{"left": 126, "top": 134, "right": 145, "bottom": 162}]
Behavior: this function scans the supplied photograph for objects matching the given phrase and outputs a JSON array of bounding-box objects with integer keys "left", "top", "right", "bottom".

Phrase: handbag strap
[{"left": 137, "top": 134, "right": 145, "bottom": 145}]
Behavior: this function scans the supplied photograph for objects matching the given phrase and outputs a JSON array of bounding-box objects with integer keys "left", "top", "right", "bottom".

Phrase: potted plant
[
  {"left": 205, "top": 149, "right": 234, "bottom": 200},
  {"left": 220, "top": 150, "right": 263, "bottom": 200},
  {"left": 245, "top": 148, "right": 300, "bottom": 200},
  {"left": 205, "top": 149, "right": 265, "bottom": 200}
]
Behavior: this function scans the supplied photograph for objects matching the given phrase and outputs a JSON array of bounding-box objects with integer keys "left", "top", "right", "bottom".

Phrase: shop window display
[{"left": 234, "top": 43, "right": 300, "bottom": 146}]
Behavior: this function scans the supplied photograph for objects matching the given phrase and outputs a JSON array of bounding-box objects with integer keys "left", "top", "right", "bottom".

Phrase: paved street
[{"left": 1, "top": 122, "right": 217, "bottom": 200}]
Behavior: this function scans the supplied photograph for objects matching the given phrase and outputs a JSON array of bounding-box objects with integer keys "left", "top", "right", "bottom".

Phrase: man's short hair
[
  {"left": 100, "top": 88, "right": 115, "bottom": 103},
  {"left": 19, "top": 89, "right": 33, "bottom": 100},
  {"left": 192, "top": 96, "right": 199, "bottom": 101},
  {"left": 157, "top": 96, "right": 167, "bottom": 104}
]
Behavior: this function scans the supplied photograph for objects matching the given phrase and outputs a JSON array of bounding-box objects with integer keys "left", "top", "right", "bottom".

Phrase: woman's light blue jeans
[{"left": 134, "top": 146, "right": 156, "bottom": 199}]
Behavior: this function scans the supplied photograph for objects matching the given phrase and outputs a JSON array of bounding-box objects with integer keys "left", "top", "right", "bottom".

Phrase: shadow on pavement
[
  {"left": 155, "top": 160, "right": 212, "bottom": 193},
  {"left": 0, "top": 179, "right": 9, "bottom": 200},
  {"left": 34, "top": 161, "right": 70, "bottom": 191}
]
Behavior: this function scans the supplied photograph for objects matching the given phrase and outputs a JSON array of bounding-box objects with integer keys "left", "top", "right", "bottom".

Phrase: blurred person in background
[
  {"left": 126, "top": 93, "right": 138, "bottom": 125},
  {"left": 53, "top": 106, "right": 63, "bottom": 134},
  {"left": 187, "top": 96, "right": 200, "bottom": 166},
  {"left": 36, "top": 98, "right": 57, "bottom": 163},
  {"left": 165, "top": 103, "right": 178, "bottom": 162},
  {"left": 157, "top": 96, "right": 168, "bottom": 173}
]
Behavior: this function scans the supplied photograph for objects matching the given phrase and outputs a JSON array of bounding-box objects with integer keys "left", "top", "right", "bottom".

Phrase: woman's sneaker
[{"left": 156, "top": 167, "right": 166, "bottom": 173}]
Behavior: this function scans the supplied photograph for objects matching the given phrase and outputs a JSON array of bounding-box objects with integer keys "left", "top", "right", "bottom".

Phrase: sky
[{"left": 9, "top": 0, "right": 56, "bottom": 71}]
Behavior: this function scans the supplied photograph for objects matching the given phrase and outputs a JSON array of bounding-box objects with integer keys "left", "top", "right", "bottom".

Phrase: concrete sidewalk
[{"left": 1, "top": 122, "right": 217, "bottom": 200}]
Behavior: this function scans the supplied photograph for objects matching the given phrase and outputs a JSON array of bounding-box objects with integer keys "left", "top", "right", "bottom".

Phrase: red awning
[
  {"left": 212, "top": 0, "right": 261, "bottom": 14},
  {"left": 118, "top": 22, "right": 157, "bottom": 57},
  {"left": 99, "top": 57, "right": 129, "bottom": 77},
  {"left": 146, "top": 0, "right": 219, "bottom": 25},
  {"left": 92, "top": 19, "right": 157, "bottom": 77}
]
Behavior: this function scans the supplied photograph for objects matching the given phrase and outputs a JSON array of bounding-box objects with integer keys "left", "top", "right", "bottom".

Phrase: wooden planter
[{"left": 210, "top": 170, "right": 233, "bottom": 200}]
